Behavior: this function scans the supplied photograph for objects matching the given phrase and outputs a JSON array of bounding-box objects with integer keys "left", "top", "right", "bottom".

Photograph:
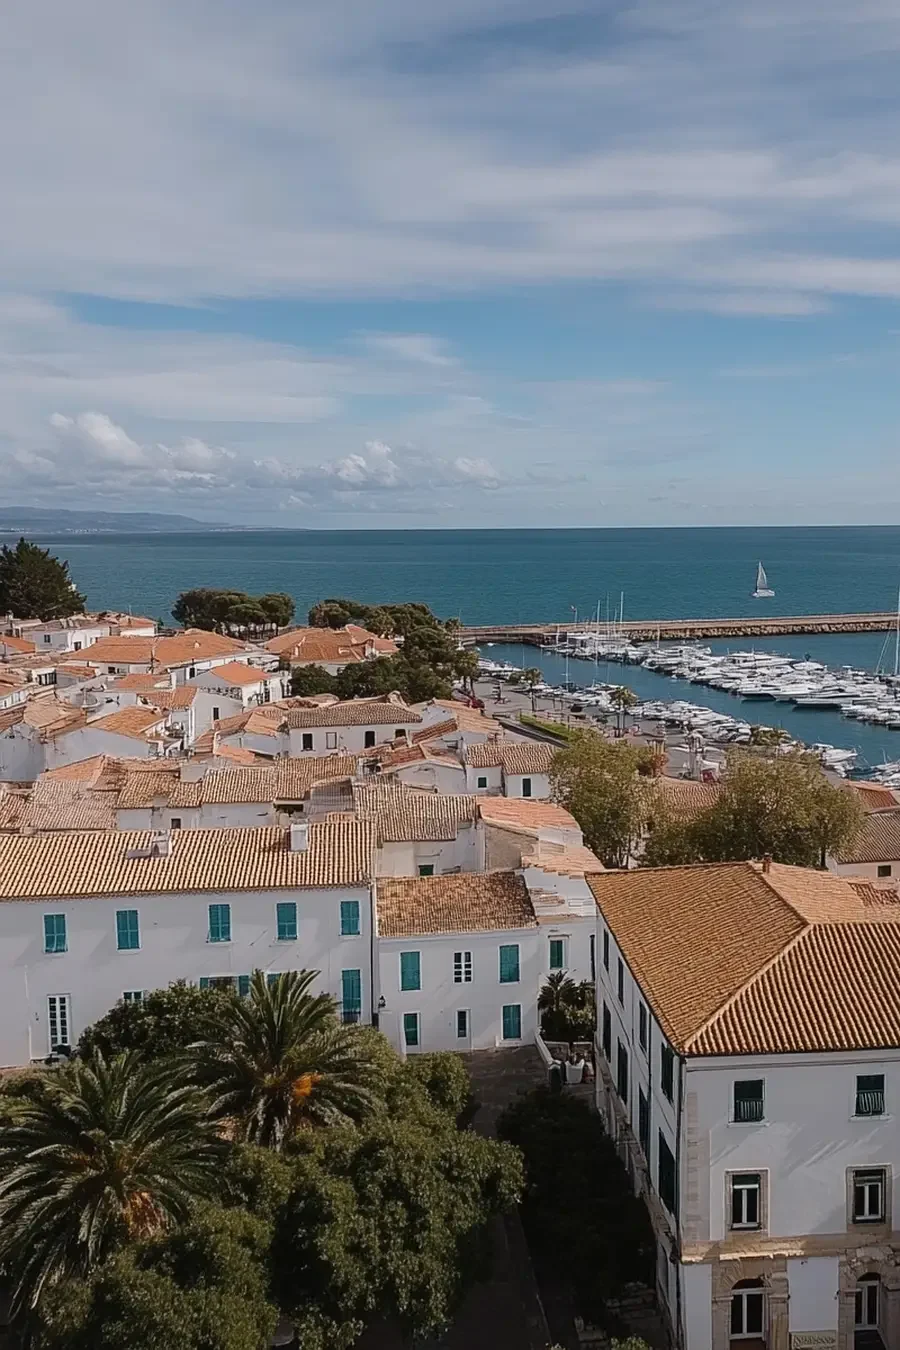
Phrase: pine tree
[{"left": 0, "top": 538, "right": 86, "bottom": 620}]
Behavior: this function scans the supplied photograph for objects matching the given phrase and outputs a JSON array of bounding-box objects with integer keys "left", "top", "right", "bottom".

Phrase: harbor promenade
[{"left": 461, "top": 611, "right": 900, "bottom": 645}]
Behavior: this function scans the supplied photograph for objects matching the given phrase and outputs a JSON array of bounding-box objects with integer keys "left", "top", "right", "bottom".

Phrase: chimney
[
  {"left": 761, "top": 853, "right": 772, "bottom": 874},
  {"left": 150, "top": 829, "right": 172, "bottom": 857},
  {"left": 290, "top": 822, "right": 309, "bottom": 853}
]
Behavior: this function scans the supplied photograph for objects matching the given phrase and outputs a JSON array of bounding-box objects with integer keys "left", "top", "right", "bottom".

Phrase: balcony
[
  {"left": 734, "top": 1096, "right": 764, "bottom": 1123},
  {"left": 855, "top": 1089, "right": 885, "bottom": 1117}
]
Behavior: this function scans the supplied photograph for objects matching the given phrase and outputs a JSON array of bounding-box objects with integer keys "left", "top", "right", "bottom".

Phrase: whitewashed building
[
  {"left": 0, "top": 819, "right": 377, "bottom": 1065},
  {"left": 376, "top": 871, "right": 542, "bottom": 1053},
  {"left": 284, "top": 694, "right": 423, "bottom": 756},
  {"left": 351, "top": 781, "right": 482, "bottom": 877},
  {"left": 464, "top": 739, "right": 554, "bottom": 799},
  {"left": 588, "top": 860, "right": 900, "bottom": 1350},
  {"left": 79, "top": 630, "right": 260, "bottom": 684},
  {"left": 188, "top": 661, "right": 286, "bottom": 708},
  {"left": 828, "top": 809, "right": 900, "bottom": 884}
]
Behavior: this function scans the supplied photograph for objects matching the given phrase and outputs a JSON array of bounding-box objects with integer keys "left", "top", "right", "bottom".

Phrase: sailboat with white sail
[{"left": 752, "top": 562, "right": 775, "bottom": 598}]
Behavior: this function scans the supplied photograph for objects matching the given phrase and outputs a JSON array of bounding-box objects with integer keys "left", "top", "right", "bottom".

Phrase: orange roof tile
[
  {"left": 89, "top": 707, "right": 171, "bottom": 741},
  {"left": 846, "top": 782, "right": 899, "bottom": 812},
  {"left": 81, "top": 629, "right": 252, "bottom": 670},
  {"left": 478, "top": 797, "right": 580, "bottom": 834},
  {"left": 377, "top": 871, "right": 536, "bottom": 938},
  {"left": 0, "top": 635, "right": 36, "bottom": 654},
  {"left": 200, "top": 661, "right": 272, "bottom": 686},
  {"left": 833, "top": 808, "right": 900, "bottom": 864}
]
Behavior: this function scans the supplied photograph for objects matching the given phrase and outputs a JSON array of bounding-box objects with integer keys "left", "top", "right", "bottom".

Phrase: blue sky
[{"left": 4, "top": 0, "right": 900, "bottom": 526}]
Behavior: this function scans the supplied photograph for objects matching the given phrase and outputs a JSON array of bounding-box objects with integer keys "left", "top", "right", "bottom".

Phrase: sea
[{"left": 22, "top": 524, "right": 900, "bottom": 769}]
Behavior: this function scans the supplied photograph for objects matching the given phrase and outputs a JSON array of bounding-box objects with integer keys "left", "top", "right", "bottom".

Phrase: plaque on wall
[{"left": 790, "top": 1335, "right": 837, "bottom": 1350}]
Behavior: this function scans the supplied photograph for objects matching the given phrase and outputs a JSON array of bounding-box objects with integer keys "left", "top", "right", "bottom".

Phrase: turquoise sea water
[{"left": 23, "top": 524, "right": 900, "bottom": 766}]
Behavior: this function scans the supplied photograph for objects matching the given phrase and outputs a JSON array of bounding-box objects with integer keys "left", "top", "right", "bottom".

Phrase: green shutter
[
  {"left": 208, "top": 903, "right": 231, "bottom": 943},
  {"left": 502, "top": 1004, "right": 522, "bottom": 1040},
  {"left": 266, "top": 972, "right": 280, "bottom": 987},
  {"left": 403, "top": 1012, "right": 419, "bottom": 1047},
  {"left": 417, "top": 864, "right": 434, "bottom": 877},
  {"left": 276, "top": 902, "right": 297, "bottom": 940},
  {"left": 199, "top": 977, "right": 210, "bottom": 990},
  {"left": 499, "top": 944, "right": 519, "bottom": 983},
  {"left": 549, "top": 938, "right": 564, "bottom": 970},
  {"left": 237, "top": 974, "right": 251, "bottom": 998},
  {"left": 341, "top": 968, "right": 362, "bottom": 1022},
  {"left": 400, "top": 951, "right": 421, "bottom": 991},
  {"left": 116, "top": 909, "right": 140, "bottom": 950},
  {"left": 340, "top": 899, "right": 360, "bottom": 935},
  {"left": 43, "top": 913, "right": 67, "bottom": 954}
]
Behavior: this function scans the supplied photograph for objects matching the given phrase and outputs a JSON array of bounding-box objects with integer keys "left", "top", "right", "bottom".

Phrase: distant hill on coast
[{"left": 0, "top": 507, "right": 236, "bottom": 534}]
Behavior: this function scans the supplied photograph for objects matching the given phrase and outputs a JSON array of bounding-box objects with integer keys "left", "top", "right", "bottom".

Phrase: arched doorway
[
  {"left": 731, "top": 1276, "right": 766, "bottom": 1346},
  {"left": 855, "top": 1273, "right": 885, "bottom": 1349}
]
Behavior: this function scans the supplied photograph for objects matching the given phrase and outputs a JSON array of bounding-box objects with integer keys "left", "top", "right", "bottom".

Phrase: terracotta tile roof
[
  {"left": 833, "top": 808, "right": 900, "bottom": 864},
  {"left": 0, "top": 635, "right": 36, "bottom": 654},
  {"left": 848, "top": 881, "right": 900, "bottom": 908},
  {"left": 521, "top": 840, "right": 604, "bottom": 876},
  {"left": 588, "top": 861, "right": 900, "bottom": 1056},
  {"left": 846, "top": 782, "right": 899, "bottom": 812},
  {"left": 9, "top": 780, "right": 118, "bottom": 832},
  {"left": 139, "top": 688, "right": 198, "bottom": 710},
  {"left": 42, "top": 755, "right": 110, "bottom": 783},
  {"left": 89, "top": 707, "right": 171, "bottom": 742},
  {"left": 652, "top": 776, "right": 722, "bottom": 818},
  {"left": 81, "top": 629, "right": 252, "bottom": 670},
  {"left": 112, "top": 674, "right": 176, "bottom": 692},
  {"left": 353, "top": 781, "right": 477, "bottom": 842},
  {"left": 55, "top": 663, "right": 100, "bottom": 679},
  {"left": 283, "top": 695, "right": 421, "bottom": 728},
  {"left": 430, "top": 699, "right": 501, "bottom": 734},
  {"left": 201, "top": 661, "right": 271, "bottom": 686},
  {"left": 377, "top": 871, "right": 536, "bottom": 938},
  {"left": 478, "top": 797, "right": 580, "bottom": 835},
  {"left": 209, "top": 743, "right": 267, "bottom": 766},
  {"left": 266, "top": 625, "right": 397, "bottom": 663},
  {"left": 465, "top": 740, "right": 555, "bottom": 775},
  {"left": 115, "top": 756, "right": 356, "bottom": 810},
  {"left": 0, "top": 821, "right": 375, "bottom": 897},
  {"left": 0, "top": 696, "right": 85, "bottom": 740},
  {"left": 412, "top": 718, "right": 459, "bottom": 744}
]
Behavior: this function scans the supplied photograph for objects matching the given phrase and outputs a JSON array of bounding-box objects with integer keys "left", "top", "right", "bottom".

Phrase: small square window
[
  {"left": 477, "top": 775, "right": 488, "bottom": 789},
  {"left": 302, "top": 733, "right": 313, "bottom": 751},
  {"left": 852, "top": 1168, "right": 886, "bottom": 1224},
  {"left": 325, "top": 731, "right": 338, "bottom": 750},
  {"left": 170, "top": 817, "right": 182, "bottom": 830},
  {"left": 418, "top": 864, "right": 434, "bottom": 877},
  {"left": 733, "top": 1079, "right": 765, "bottom": 1123},
  {"left": 877, "top": 863, "right": 892, "bottom": 878},
  {"left": 123, "top": 990, "right": 145, "bottom": 1005},
  {"left": 639, "top": 1002, "right": 648, "bottom": 1052},
  {"left": 856, "top": 1074, "right": 885, "bottom": 1117}
]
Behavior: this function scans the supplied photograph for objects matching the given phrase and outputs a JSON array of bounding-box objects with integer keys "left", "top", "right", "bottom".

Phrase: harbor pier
[{"left": 460, "top": 611, "right": 900, "bottom": 645}]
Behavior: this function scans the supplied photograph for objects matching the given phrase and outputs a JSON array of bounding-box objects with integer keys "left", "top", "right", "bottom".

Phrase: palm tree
[
  {"left": 610, "top": 685, "right": 639, "bottom": 736},
  {"left": 189, "top": 969, "right": 380, "bottom": 1150},
  {"left": 0, "top": 1052, "right": 225, "bottom": 1322},
  {"left": 537, "top": 971, "right": 578, "bottom": 1041},
  {"left": 522, "top": 666, "right": 542, "bottom": 712}
]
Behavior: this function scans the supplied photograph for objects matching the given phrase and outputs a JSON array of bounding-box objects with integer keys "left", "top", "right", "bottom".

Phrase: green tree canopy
[
  {"left": 188, "top": 969, "right": 382, "bottom": 1149},
  {"left": 77, "top": 981, "right": 235, "bottom": 1064},
  {"left": 643, "top": 749, "right": 864, "bottom": 868},
  {"left": 550, "top": 733, "right": 651, "bottom": 867},
  {"left": 172, "top": 587, "right": 294, "bottom": 635},
  {"left": 288, "top": 663, "right": 338, "bottom": 696},
  {"left": 0, "top": 1052, "right": 226, "bottom": 1322},
  {"left": 0, "top": 537, "right": 86, "bottom": 620}
]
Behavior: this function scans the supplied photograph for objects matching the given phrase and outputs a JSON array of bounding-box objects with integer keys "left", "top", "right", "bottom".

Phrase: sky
[{"left": 4, "top": 0, "right": 900, "bottom": 528}]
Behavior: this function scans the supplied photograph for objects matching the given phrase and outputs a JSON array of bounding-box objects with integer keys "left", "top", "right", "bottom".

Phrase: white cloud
[{"left": 360, "top": 333, "right": 458, "bottom": 366}]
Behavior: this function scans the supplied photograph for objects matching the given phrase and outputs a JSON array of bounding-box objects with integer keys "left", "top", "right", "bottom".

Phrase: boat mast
[{"left": 894, "top": 586, "right": 900, "bottom": 678}]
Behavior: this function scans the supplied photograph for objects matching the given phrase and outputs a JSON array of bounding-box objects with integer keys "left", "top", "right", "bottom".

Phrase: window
[
  {"left": 602, "top": 1003, "right": 612, "bottom": 1058},
  {"left": 661, "top": 1043, "right": 675, "bottom": 1102},
  {"left": 340, "top": 900, "right": 360, "bottom": 936},
  {"left": 341, "top": 969, "right": 362, "bottom": 1024},
  {"left": 400, "top": 950, "right": 421, "bottom": 991},
  {"left": 325, "top": 731, "right": 338, "bottom": 750},
  {"left": 730, "top": 1280, "right": 764, "bottom": 1339},
  {"left": 549, "top": 938, "right": 566, "bottom": 970},
  {"left": 276, "top": 901, "right": 297, "bottom": 941},
  {"left": 43, "top": 633, "right": 51, "bottom": 644},
  {"left": 123, "top": 990, "right": 144, "bottom": 1005},
  {"left": 477, "top": 775, "right": 488, "bottom": 789},
  {"left": 522, "top": 777, "right": 532, "bottom": 798},
  {"left": 453, "top": 950, "right": 473, "bottom": 984},
  {"left": 856, "top": 1275, "right": 880, "bottom": 1329},
  {"left": 852, "top": 1169, "right": 886, "bottom": 1224},
  {"left": 730, "top": 1173, "right": 762, "bottom": 1230},
  {"left": 43, "top": 913, "right": 67, "bottom": 954},
  {"left": 302, "top": 733, "right": 313, "bottom": 751},
  {"left": 616, "top": 957, "right": 625, "bottom": 1005},
  {"left": 403, "top": 1011, "right": 419, "bottom": 1048},
  {"left": 115, "top": 909, "right": 140, "bottom": 951},
  {"left": 856, "top": 1073, "right": 885, "bottom": 1117},
  {"left": 73, "top": 641, "right": 81, "bottom": 651},
  {"left": 602, "top": 929, "right": 609, "bottom": 970},
  {"left": 237, "top": 974, "right": 251, "bottom": 998},
  {"left": 208, "top": 903, "right": 231, "bottom": 943},
  {"left": 733, "top": 1079, "right": 765, "bottom": 1123},
  {"left": 170, "top": 817, "right": 182, "bottom": 830},
  {"left": 657, "top": 1133, "right": 676, "bottom": 1214},
  {"left": 212, "top": 706, "right": 220, "bottom": 721},
  {"left": 639, "top": 1002, "right": 648, "bottom": 1052},
  {"left": 456, "top": 1009, "right": 469, "bottom": 1039},
  {"left": 499, "top": 943, "right": 520, "bottom": 984},
  {"left": 502, "top": 1004, "right": 522, "bottom": 1040},
  {"left": 638, "top": 1089, "right": 650, "bottom": 1158},
  {"left": 418, "top": 864, "right": 434, "bottom": 877},
  {"left": 878, "top": 863, "right": 892, "bottom": 878},
  {"left": 616, "top": 1040, "right": 629, "bottom": 1104},
  {"left": 47, "top": 994, "right": 71, "bottom": 1052},
  {"left": 394, "top": 728, "right": 404, "bottom": 738},
  {"left": 364, "top": 730, "right": 376, "bottom": 748},
  {"left": 590, "top": 933, "right": 596, "bottom": 982}
]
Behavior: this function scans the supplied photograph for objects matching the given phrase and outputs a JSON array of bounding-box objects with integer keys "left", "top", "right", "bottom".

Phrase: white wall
[
  {"left": 787, "top": 1256, "right": 840, "bottom": 1334},
  {"left": 682, "top": 1264, "right": 712, "bottom": 1350},
  {"left": 46, "top": 726, "right": 165, "bottom": 768},
  {"left": 376, "top": 822, "right": 484, "bottom": 878},
  {"left": 831, "top": 857, "right": 899, "bottom": 881},
  {"left": 0, "top": 883, "right": 372, "bottom": 1065},
  {"left": 377, "top": 925, "right": 540, "bottom": 1053},
  {"left": 288, "top": 720, "right": 420, "bottom": 756},
  {"left": 505, "top": 770, "right": 550, "bottom": 800},
  {"left": 465, "top": 763, "right": 502, "bottom": 794},
  {"left": 0, "top": 723, "right": 45, "bottom": 780},
  {"left": 393, "top": 761, "right": 468, "bottom": 794}
]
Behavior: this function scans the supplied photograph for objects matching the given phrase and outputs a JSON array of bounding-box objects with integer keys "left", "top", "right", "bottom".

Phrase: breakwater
[{"left": 461, "top": 612, "right": 900, "bottom": 645}]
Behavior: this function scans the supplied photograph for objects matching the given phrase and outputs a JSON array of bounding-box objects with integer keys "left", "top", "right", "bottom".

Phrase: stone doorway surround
[{"left": 711, "top": 1255, "right": 789, "bottom": 1350}]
